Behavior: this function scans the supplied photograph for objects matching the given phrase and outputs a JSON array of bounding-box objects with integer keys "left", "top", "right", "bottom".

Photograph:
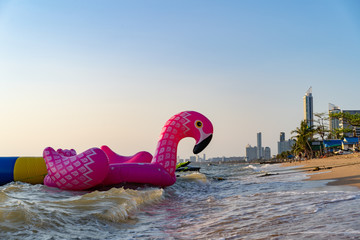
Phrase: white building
[
  {"left": 278, "top": 140, "right": 295, "bottom": 155},
  {"left": 246, "top": 144, "right": 258, "bottom": 161},
  {"left": 264, "top": 147, "right": 271, "bottom": 160},
  {"left": 329, "top": 104, "right": 360, "bottom": 138},
  {"left": 329, "top": 103, "right": 340, "bottom": 133},
  {"left": 341, "top": 110, "right": 360, "bottom": 137},
  {"left": 278, "top": 132, "right": 295, "bottom": 155}
]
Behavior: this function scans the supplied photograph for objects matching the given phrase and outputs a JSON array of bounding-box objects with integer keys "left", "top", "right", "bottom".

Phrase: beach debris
[
  {"left": 312, "top": 166, "right": 333, "bottom": 171},
  {"left": 258, "top": 172, "right": 279, "bottom": 177},
  {"left": 213, "top": 177, "right": 226, "bottom": 181}
]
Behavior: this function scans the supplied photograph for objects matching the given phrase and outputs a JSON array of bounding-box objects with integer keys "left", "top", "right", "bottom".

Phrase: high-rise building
[
  {"left": 257, "top": 132, "right": 262, "bottom": 159},
  {"left": 246, "top": 144, "right": 258, "bottom": 161},
  {"left": 246, "top": 132, "right": 271, "bottom": 161},
  {"left": 264, "top": 147, "right": 271, "bottom": 160},
  {"left": 303, "top": 87, "right": 314, "bottom": 128},
  {"left": 280, "top": 132, "right": 285, "bottom": 142},
  {"left": 278, "top": 132, "right": 295, "bottom": 155}
]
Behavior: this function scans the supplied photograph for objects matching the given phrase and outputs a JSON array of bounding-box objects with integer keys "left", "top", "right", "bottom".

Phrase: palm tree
[
  {"left": 314, "top": 112, "right": 330, "bottom": 155},
  {"left": 329, "top": 127, "right": 352, "bottom": 139},
  {"left": 314, "top": 112, "right": 329, "bottom": 141},
  {"left": 291, "top": 120, "right": 316, "bottom": 159}
]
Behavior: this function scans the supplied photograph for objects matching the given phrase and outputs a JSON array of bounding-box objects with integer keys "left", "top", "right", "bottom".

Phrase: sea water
[{"left": 1, "top": 163, "right": 360, "bottom": 240}]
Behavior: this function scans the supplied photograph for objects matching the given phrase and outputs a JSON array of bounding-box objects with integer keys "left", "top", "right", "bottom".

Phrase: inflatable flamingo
[{"left": 43, "top": 111, "right": 213, "bottom": 190}]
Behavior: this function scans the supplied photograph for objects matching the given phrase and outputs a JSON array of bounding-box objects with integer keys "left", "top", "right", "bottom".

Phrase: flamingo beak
[{"left": 193, "top": 134, "right": 213, "bottom": 154}]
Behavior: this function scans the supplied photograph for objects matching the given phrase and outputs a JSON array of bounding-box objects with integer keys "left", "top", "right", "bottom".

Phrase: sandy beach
[{"left": 282, "top": 153, "right": 360, "bottom": 189}]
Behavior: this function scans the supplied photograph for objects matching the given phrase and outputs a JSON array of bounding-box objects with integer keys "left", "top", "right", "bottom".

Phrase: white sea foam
[{"left": 242, "top": 164, "right": 260, "bottom": 171}]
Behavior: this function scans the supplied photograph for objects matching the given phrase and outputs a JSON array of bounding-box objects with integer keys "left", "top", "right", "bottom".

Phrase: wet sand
[{"left": 282, "top": 153, "right": 360, "bottom": 189}]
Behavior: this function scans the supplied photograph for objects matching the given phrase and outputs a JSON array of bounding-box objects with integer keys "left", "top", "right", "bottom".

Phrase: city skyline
[
  {"left": 245, "top": 132, "right": 271, "bottom": 160},
  {"left": 1, "top": 1, "right": 360, "bottom": 159}
]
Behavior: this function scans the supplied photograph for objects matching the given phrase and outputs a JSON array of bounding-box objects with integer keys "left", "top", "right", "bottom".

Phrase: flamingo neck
[{"left": 151, "top": 112, "right": 192, "bottom": 176}]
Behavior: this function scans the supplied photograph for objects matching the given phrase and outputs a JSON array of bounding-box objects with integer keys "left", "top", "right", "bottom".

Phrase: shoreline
[{"left": 282, "top": 153, "right": 360, "bottom": 189}]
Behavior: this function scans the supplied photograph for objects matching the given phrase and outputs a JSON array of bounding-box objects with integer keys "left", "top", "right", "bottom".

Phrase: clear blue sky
[{"left": 0, "top": 0, "right": 359, "bottom": 158}]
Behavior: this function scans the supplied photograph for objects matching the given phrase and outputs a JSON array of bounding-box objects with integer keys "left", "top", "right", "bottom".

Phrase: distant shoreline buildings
[
  {"left": 177, "top": 154, "right": 246, "bottom": 163},
  {"left": 245, "top": 132, "right": 271, "bottom": 161}
]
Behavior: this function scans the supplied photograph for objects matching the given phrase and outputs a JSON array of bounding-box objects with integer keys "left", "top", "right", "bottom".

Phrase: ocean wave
[
  {"left": 90, "top": 187, "right": 164, "bottom": 222},
  {"left": 0, "top": 183, "right": 165, "bottom": 238},
  {"left": 241, "top": 164, "right": 279, "bottom": 172},
  {"left": 177, "top": 172, "right": 208, "bottom": 183},
  {"left": 242, "top": 164, "right": 259, "bottom": 170},
  {"left": 2, "top": 163, "right": 360, "bottom": 239}
]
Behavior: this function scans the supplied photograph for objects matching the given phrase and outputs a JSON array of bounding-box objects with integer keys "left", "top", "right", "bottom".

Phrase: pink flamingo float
[{"left": 43, "top": 111, "right": 213, "bottom": 190}]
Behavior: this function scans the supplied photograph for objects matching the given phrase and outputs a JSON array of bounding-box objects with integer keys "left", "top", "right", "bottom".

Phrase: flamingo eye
[{"left": 195, "top": 121, "right": 203, "bottom": 128}]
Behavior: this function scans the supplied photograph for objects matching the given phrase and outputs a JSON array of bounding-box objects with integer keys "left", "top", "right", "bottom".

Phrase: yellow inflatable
[{"left": 0, "top": 157, "right": 47, "bottom": 185}]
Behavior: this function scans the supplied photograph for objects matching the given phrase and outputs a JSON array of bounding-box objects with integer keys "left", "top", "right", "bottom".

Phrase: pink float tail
[{"left": 43, "top": 147, "right": 109, "bottom": 190}]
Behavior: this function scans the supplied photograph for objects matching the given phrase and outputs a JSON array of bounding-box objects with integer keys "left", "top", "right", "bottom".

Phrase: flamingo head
[{"left": 178, "top": 111, "right": 213, "bottom": 154}]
